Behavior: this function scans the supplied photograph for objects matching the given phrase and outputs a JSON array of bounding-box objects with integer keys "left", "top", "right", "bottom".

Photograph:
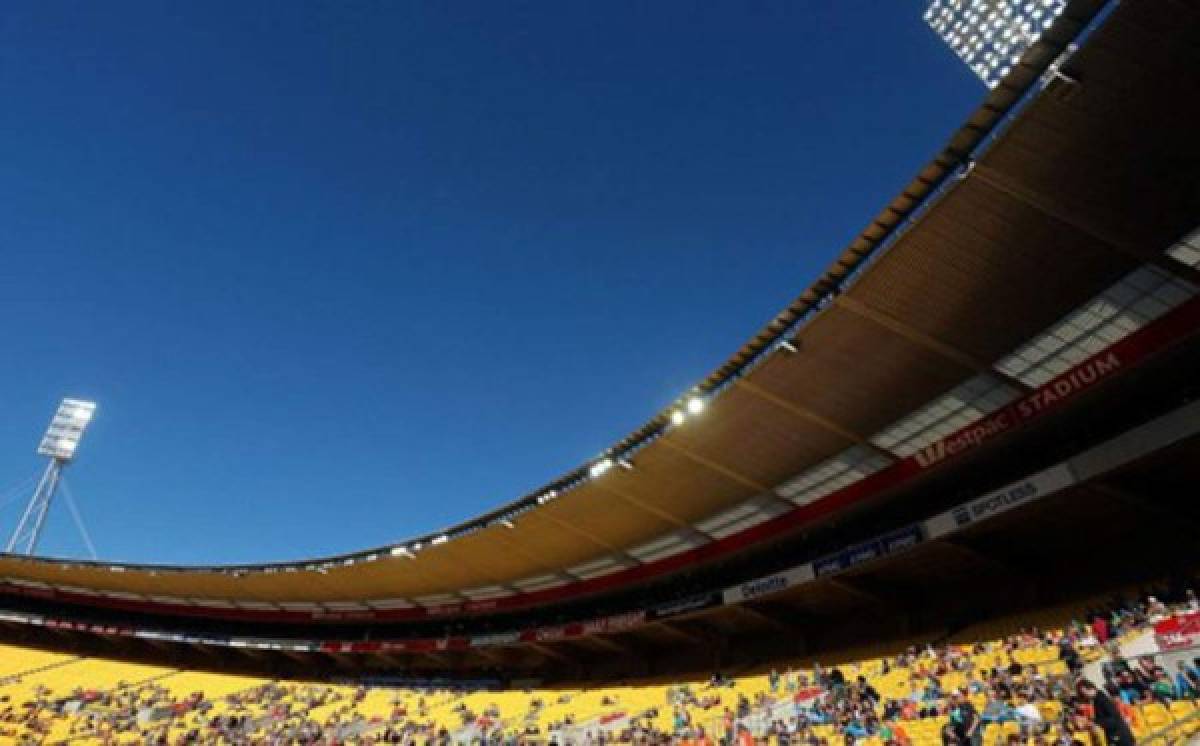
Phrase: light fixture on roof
[
  {"left": 617, "top": 457, "right": 634, "bottom": 471},
  {"left": 670, "top": 410, "right": 686, "bottom": 426},
  {"left": 686, "top": 396, "right": 705, "bottom": 415},
  {"left": 8, "top": 398, "right": 99, "bottom": 556},
  {"left": 536, "top": 489, "right": 558, "bottom": 505},
  {"left": 499, "top": 518, "right": 515, "bottom": 529},
  {"left": 390, "top": 546, "right": 415, "bottom": 559},
  {"left": 431, "top": 534, "right": 449, "bottom": 545},
  {"left": 779, "top": 338, "right": 798, "bottom": 353},
  {"left": 589, "top": 458, "right": 613, "bottom": 478}
]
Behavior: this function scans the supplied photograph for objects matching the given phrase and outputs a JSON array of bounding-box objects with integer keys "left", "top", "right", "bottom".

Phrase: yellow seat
[{"left": 1139, "top": 702, "right": 1173, "bottom": 732}]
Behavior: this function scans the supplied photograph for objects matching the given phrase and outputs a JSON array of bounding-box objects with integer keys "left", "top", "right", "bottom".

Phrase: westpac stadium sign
[{"left": 913, "top": 352, "right": 1122, "bottom": 469}]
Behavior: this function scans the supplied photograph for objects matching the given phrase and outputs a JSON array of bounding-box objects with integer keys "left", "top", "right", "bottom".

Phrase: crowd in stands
[{"left": 0, "top": 587, "right": 1197, "bottom": 745}]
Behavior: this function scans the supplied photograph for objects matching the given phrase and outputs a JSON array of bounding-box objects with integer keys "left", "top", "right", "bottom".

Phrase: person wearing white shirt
[{"left": 1014, "top": 695, "right": 1042, "bottom": 738}]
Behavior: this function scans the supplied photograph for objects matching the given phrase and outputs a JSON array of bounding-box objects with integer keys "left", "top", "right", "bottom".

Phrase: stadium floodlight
[
  {"left": 924, "top": 0, "right": 1066, "bottom": 88},
  {"left": 8, "top": 399, "right": 98, "bottom": 555},
  {"left": 36, "top": 399, "right": 96, "bottom": 462}
]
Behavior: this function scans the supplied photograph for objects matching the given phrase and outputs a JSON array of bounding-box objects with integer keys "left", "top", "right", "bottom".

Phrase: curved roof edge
[{"left": 1, "top": 0, "right": 1109, "bottom": 575}]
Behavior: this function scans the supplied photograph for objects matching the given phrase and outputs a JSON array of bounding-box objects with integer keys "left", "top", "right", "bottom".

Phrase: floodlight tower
[
  {"left": 924, "top": 0, "right": 1067, "bottom": 88},
  {"left": 6, "top": 399, "right": 97, "bottom": 555}
]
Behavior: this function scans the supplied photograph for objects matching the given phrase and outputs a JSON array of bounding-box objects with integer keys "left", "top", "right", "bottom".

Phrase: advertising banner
[
  {"left": 470, "top": 631, "right": 521, "bottom": 648},
  {"left": 649, "top": 592, "right": 723, "bottom": 620},
  {"left": 1154, "top": 612, "right": 1200, "bottom": 651},
  {"left": 813, "top": 524, "right": 923, "bottom": 578},
  {"left": 924, "top": 464, "right": 1075, "bottom": 539},
  {"left": 723, "top": 564, "right": 815, "bottom": 604}
]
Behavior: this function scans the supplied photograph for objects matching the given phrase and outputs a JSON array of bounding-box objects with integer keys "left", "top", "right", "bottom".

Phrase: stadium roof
[{"left": 0, "top": 0, "right": 1196, "bottom": 615}]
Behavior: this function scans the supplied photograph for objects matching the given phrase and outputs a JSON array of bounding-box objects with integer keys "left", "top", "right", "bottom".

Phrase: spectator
[
  {"left": 1077, "top": 679, "right": 1136, "bottom": 746},
  {"left": 1116, "top": 671, "right": 1144, "bottom": 704},
  {"left": 1058, "top": 637, "right": 1082, "bottom": 674},
  {"left": 948, "top": 691, "right": 982, "bottom": 746},
  {"left": 879, "top": 719, "right": 910, "bottom": 746},
  {"left": 1149, "top": 669, "right": 1175, "bottom": 702},
  {"left": 1185, "top": 658, "right": 1200, "bottom": 692},
  {"left": 1102, "top": 643, "right": 1132, "bottom": 684},
  {"left": 855, "top": 676, "right": 880, "bottom": 705},
  {"left": 1013, "top": 693, "right": 1042, "bottom": 737}
]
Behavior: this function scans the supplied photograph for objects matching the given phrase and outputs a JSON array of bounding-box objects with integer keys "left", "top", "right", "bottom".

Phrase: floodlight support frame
[{"left": 6, "top": 458, "right": 64, "bottom": 556}]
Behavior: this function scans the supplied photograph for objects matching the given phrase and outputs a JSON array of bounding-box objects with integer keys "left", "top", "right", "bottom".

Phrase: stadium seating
[{"left": 0, "top": 591, "right": 1195, "bottom": 744}]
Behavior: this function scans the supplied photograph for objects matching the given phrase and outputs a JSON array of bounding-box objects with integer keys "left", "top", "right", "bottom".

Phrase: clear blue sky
[{"left": 0, "top": 2, "right": 981, "bottom": 564}]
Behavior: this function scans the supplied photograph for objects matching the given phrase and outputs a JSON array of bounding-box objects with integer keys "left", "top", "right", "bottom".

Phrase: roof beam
[
  {"left": 372, "top": 553, "right": 474, "bottom": 606},
  {"left": 675, "top": 614, "right": 727, "bottom": 641},
  {"left": 189, "top": 642, "right": 220, "bottom": 657},
  {"left": 581, "top": 635, "right": 633, "bottom": 655},
  {"left": 972, "top": 164, "right": 1200, "bottom": 286},
  {"left": 419, "top": 651, "right": 448, "bottom": 667},
  {"left": 527, "top": 641, "right": 577, "bottom": 665},
  {"left": 471, "top": 647, "right": 507, "bottom": 666},
  {"left": 650, "top": 621, "right": 706, "bottom": 645},
  {"left": 590, "top": 482, "right": 710, "bottom": 539},
  {"left": 937, "top": 535, "right": 1052, "bottom": 583},
  {"left": 142, "top": 638, "right": 172, "bottom": 655},
  {"left": 732, "top": 379, "right": 899, "bottom": 461},
  {"left": 936, "top": 537, "right": 1022, "bottom": 579},
  {"left": 486, "top": 535, "right": 583, "bottom": 584},
  {"left": 656, "top": 437, "right": 770, "bottom": 493},
  {"left": 367, "top": 652, "right": 403, "bottom": 667},
  {"left": 325, "top": 651, "right": 355, "bottom": 668},
  {"left": 833, "top": 293, "right": 1033, "bottom": 393},
  {"left": 1088, "top": 482, "right": 1200, "bottom": 531},
  {"left": 734, "top": 601, "right": 804, "bottom": 636},
  {"left": 434, "top": 548, "right": 525, "bottom": 599},
  {"left": 282, "top": 650, "right": 314, "bottom": 665},
  {"left": 825, "top": 576, "right": 892, "bottom": 609},
  {"left": 532, "top": 513, "right": 640, "bottom": 564}
]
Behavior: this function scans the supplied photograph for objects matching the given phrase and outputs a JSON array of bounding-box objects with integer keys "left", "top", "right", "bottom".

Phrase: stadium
[{"left": 1, "top": 0, "right": 1199, "bottom": 744}]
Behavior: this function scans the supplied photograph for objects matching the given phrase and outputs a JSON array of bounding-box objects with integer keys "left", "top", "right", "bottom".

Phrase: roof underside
[{"left": 1, "top": 0, "right": 1197, "bottom": 607}]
